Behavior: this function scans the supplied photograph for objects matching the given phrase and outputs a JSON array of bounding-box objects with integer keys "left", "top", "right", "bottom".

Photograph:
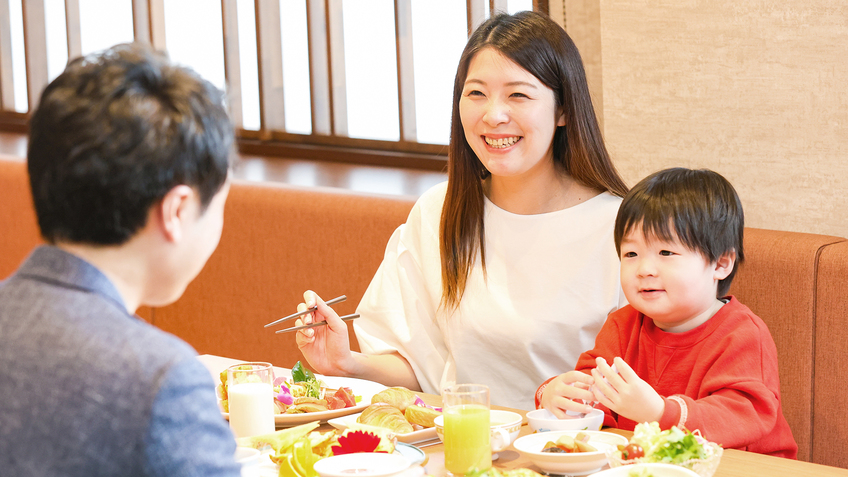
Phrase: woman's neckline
[{"left": 483, "top": 174, "right": 606, "bottom": 216}]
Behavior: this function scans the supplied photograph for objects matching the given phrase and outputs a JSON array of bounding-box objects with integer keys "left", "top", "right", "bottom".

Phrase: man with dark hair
[{"left": 0, "top": 43, "right": 241, "bottom": 476}]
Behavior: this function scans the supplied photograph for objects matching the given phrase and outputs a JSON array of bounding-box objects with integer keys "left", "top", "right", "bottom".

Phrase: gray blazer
[{"left": 0, "top": 246, "right": 241, "bottom": 477}]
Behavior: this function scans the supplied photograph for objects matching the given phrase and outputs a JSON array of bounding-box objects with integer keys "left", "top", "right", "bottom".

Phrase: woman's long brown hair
[{"left": 439, "top": 11, "right": 628, "bottom": 309}]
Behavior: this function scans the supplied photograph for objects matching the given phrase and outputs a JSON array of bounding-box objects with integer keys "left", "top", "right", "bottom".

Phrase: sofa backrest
[
  {"left": 727, "top": 228, "right": 846, "bottom": 462},
  {"left": 0, "top": 159, "right": 42, "bottom": 279},
  {"left": 813, "top": 240, "right": 848, "bottom": 469},
  {"left": 149, "top": 180, "right": 417, "bottom": 368}
]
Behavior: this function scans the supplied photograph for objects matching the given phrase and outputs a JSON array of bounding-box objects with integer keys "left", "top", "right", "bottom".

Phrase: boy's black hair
[
  {"left": 614, "top": 167, "right": 745, "bottom": 297},
  {"left": 27, "top": 43, "right": 233, "bottom": 245}
]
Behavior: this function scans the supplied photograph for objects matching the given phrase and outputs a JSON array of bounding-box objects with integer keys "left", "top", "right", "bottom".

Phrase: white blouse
[{"left": 354, "top": 182, "right": 626, "bottom": 410}]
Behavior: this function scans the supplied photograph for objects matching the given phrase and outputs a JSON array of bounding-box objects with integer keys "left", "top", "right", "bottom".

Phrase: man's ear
[
  {"left": 714, "top": 250, "right": 737, "bottom": 280},
  {"left": 157, "top": 185, "right": 196, "bottom": 243}
]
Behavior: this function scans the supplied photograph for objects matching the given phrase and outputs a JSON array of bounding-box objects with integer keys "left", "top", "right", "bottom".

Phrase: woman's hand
[
  {"left": 295, "top": 290, "right": 357, "bottom": 376},
  {"left": 540, "top": 370, "right": 596, "bottom": 417},
  {"left": 590, "top": 357, "right": 664, "bottom": 423}
]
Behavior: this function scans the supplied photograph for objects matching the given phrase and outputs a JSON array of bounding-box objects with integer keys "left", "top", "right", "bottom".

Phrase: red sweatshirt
[{"left": 535, "top": 297, "right": 797, "bottom": 458}]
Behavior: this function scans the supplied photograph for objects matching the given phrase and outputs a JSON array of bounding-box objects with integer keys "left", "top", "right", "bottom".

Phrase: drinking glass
[
  {"left": 227, "top": 362, "right": 275, "bottom": 438},
  {"left": 442, "top": 384, "right": 492, "bottom": 476}
]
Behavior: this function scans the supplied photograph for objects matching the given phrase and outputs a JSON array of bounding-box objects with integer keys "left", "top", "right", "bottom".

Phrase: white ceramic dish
[
  {"left": 512, "top": 430, "right": 628, "bottom": 476},
  {"left": 394, "top": 442, "right": 427, "bottom": 466},
  {"left": 313, "top": 452, "right": 411, "bottom": 477},
  {"left": 589, "top": 462, "right": 700, "bottom": 477},
  {"left": 234, "top": 447, "right": 261, "bottom": 466},
  {"left": 526, "top": 408, "right": 605, "bottom": 433},
  {"left": 328, "top": 412, "right": 438, "bottom": 444},
  {"left": 222, "top": 373, "right": 388, "bottom": 427}
]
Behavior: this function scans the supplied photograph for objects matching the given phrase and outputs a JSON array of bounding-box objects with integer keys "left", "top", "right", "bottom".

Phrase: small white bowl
[
  {"left": 313, "top": 453, "right": 411, "bottom": 477},
  {"left": 589, "top": 462, "right": 700, "bottom": 477},
  {"left": 512, "top": 430, "right": 627, "bottom": 476},
  {"left": 234, "top": 446, "right": 261, "bottom": 466},
  {"left": 526, "top": 408, "right": 605, "bottom": 433}
]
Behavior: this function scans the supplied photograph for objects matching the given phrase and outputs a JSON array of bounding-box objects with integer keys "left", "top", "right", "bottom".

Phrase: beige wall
[{"left": 562, "top": 1, "right": 848, "bottom": 238}]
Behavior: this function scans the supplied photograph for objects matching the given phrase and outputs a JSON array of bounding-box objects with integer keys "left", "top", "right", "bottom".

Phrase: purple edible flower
[{"left": 275, "top": 383, "right": 294, "bottom": 405}]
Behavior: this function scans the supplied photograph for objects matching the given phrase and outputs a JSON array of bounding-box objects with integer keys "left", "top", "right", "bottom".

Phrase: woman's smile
[{"left": 459, "top": 47, "right": 565, "bottom": 180}]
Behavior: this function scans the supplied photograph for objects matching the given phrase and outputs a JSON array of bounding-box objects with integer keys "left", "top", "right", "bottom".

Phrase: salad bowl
[
  {"left": 512, "top": 430, "right": 628, "bottom": 476},
  {"left": 606, "top": 423, "right": 722, "bottom": 477}
]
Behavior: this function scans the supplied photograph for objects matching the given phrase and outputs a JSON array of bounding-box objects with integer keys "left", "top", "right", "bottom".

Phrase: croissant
[
  {"left": 370, "top": 386, "right": 417, "bottom": 413},
  {"left": 404, "top": 405, "right": 441, "bottom": 428},
  {"left": 357, "top": 403, "right": 414, "bottom": 434}
]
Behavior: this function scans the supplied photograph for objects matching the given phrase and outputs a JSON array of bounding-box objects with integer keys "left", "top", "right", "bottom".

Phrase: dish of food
[
  {"left": 328, "top": 412, "right": 438, "bottom": 444},
  {"left": 220, "top": 371, "right": 387, "bottom": 426},
  {"left": 238, "top": 421, "right": 425, "bottom": 477},
  {"left": 606, "top": 423, "right": 722, "bottom": 477},
  {"left": 513, "top": 430, "right": 628, "bottom": 476}
]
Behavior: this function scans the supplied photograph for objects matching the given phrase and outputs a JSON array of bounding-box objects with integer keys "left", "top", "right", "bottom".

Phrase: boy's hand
[
  {"left": 540, "top": 370, "right": 596, "bottom": 418},
  {"left": 590, "top": 357, "right": 664, "bottom": 423}
]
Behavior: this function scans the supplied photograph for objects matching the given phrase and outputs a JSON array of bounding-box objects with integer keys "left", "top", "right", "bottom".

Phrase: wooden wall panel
[{"left": 600, "top": 0, "right": 848, "bottom": 238}]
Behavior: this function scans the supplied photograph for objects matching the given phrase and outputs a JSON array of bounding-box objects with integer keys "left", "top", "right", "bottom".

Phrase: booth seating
[{"left": 1, "top": 156, "right": 846, "bottom": 467}]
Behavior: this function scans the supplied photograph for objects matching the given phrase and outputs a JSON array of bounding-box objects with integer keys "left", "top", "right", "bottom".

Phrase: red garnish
[{"left": 331, "top": 430, "right": 386, "bottom": 455}]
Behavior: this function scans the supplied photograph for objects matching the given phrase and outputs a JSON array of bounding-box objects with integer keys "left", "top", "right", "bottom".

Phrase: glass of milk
[{"left": 227, "top": 362, "right": 275, "bottom": 438}]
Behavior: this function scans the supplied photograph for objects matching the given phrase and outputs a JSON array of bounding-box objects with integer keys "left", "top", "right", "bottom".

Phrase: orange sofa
[{"left": 1, "top": 156, "right": 846, "bottom": 467}]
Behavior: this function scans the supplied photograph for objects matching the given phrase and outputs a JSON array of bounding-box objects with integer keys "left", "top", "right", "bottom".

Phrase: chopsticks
[
  {"left": 275, "top": 314, "right": 360, "bottom": 334},
  {"left": 263, "top": 295, "right": 347, "bottom": 328}
]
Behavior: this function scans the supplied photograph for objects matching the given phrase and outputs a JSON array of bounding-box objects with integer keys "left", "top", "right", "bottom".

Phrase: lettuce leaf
[{"left": 630, "top": 422, "right": 707, "bottom": 464}]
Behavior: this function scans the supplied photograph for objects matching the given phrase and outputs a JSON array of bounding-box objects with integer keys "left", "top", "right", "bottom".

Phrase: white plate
[
  {"left": 589, "top": 463, "right": 700, "bottom": 477},
  {"left": 314, "top": 453, "right": 411, "bottom": 477},
  {"left": 513, "top": 430, "right": 628, "bottom": 476},
  {"left": 222, "top": 372, "right": 388, "bottom": 427},
  {"left": 394, "top": 442, "right": 426, "bottom": 466},
  {"left": 240, "top": 445, "right": 425, "bottom": 477},
  {"left": 328, "top": 412, "right": 438, "bottom": 444}
]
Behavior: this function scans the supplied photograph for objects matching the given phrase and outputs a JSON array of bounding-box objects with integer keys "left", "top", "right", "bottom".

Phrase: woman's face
[{"left": 459, "top": 48, "right": 565, "bottom": 180}]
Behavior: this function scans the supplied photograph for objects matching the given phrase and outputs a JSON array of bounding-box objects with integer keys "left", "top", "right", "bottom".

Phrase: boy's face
[{"left": 619, "top": 225, "right": 732, "bottom": 333}]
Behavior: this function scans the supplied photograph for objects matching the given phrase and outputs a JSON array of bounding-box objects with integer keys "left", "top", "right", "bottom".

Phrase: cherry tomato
[{"left": 622, "top": 443, "right": 644, "bottom": 459}]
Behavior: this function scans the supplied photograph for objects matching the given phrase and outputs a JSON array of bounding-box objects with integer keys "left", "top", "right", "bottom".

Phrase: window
[{"left": 0, "top": 0, "right": 549, "bottom": 168}]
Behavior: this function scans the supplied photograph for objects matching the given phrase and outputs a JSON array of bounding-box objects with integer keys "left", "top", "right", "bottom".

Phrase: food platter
[
  {"left": 327, "top": 412, "right": 438, "bottom": 444},
  {"left": 220, "top": 371, "right": 388, "bottom": 427}
]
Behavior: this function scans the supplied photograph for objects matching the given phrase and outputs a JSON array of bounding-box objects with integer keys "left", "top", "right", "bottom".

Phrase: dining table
[{"left": 197, "top": 354, "right": 848, "bottom": 477}]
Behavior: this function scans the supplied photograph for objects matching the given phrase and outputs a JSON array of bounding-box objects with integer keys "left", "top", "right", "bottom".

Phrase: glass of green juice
[{"left": 442, "top": 384, "right": 491, "bottom": 476}]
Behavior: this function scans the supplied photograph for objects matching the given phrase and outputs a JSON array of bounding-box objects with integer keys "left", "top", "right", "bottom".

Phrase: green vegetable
[
  {"left": 292, "top": 361, "right": 316, "bottom": 383},
  {"left": 291, "top": 361, "right": 322, "bottom": 399},
  {"left": 629, "top": 422, "right": 708, "bottom": 464}
]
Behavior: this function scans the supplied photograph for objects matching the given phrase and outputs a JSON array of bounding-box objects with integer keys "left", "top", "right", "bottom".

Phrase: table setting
[{"left": 197, "top": 354, "right": 848, "bottom": 477}]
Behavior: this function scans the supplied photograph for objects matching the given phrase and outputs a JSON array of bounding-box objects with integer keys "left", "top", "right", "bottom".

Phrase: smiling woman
[{"left": 293, "top": 11, "right": 629, "bottom": 411}]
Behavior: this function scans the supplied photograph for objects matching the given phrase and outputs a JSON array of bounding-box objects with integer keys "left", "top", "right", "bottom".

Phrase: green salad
[{"left": 623, "top": 422, "right": 709, "bottom": 464}]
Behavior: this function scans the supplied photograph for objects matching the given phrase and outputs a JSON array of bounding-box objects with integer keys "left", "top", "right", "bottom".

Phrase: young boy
[{"left": 535, "top": 167, "right": 797, "bottom": 458}]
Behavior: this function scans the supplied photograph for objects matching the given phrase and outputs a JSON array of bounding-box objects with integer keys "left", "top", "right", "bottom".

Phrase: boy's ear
[
  {"left": 713, "top": 250, "right": 737, "bottom": 280},
  {"left": 156, "top": 185, "right": 196, "bottom": 243}
]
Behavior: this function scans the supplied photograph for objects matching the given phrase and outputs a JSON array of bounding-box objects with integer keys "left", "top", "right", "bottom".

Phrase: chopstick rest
[
  {"left": 275, "top": 314, "right": 360, "bottom": 334},
  {"left": 264, "top": 295, "right": 347, "bottom": 328}
]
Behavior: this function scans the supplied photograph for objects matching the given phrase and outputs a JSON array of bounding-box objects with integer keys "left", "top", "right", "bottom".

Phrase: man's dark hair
[
  {"left": 27, "top": 42, "right": 233, "bottom": 245},
  {"left": 614, "top": 167, "right": 745, "bottom": 297}
]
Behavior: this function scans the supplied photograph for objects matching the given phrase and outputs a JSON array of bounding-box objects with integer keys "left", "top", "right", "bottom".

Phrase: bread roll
[
  {"left": 404, "top": 405, "right": 441, "bottom": 428},
  {"left": 357, "top": 403, "right": 414, "bottom": 434},
  {"left": 370, "top": 387, "right": 417, "bottom": 412}
]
